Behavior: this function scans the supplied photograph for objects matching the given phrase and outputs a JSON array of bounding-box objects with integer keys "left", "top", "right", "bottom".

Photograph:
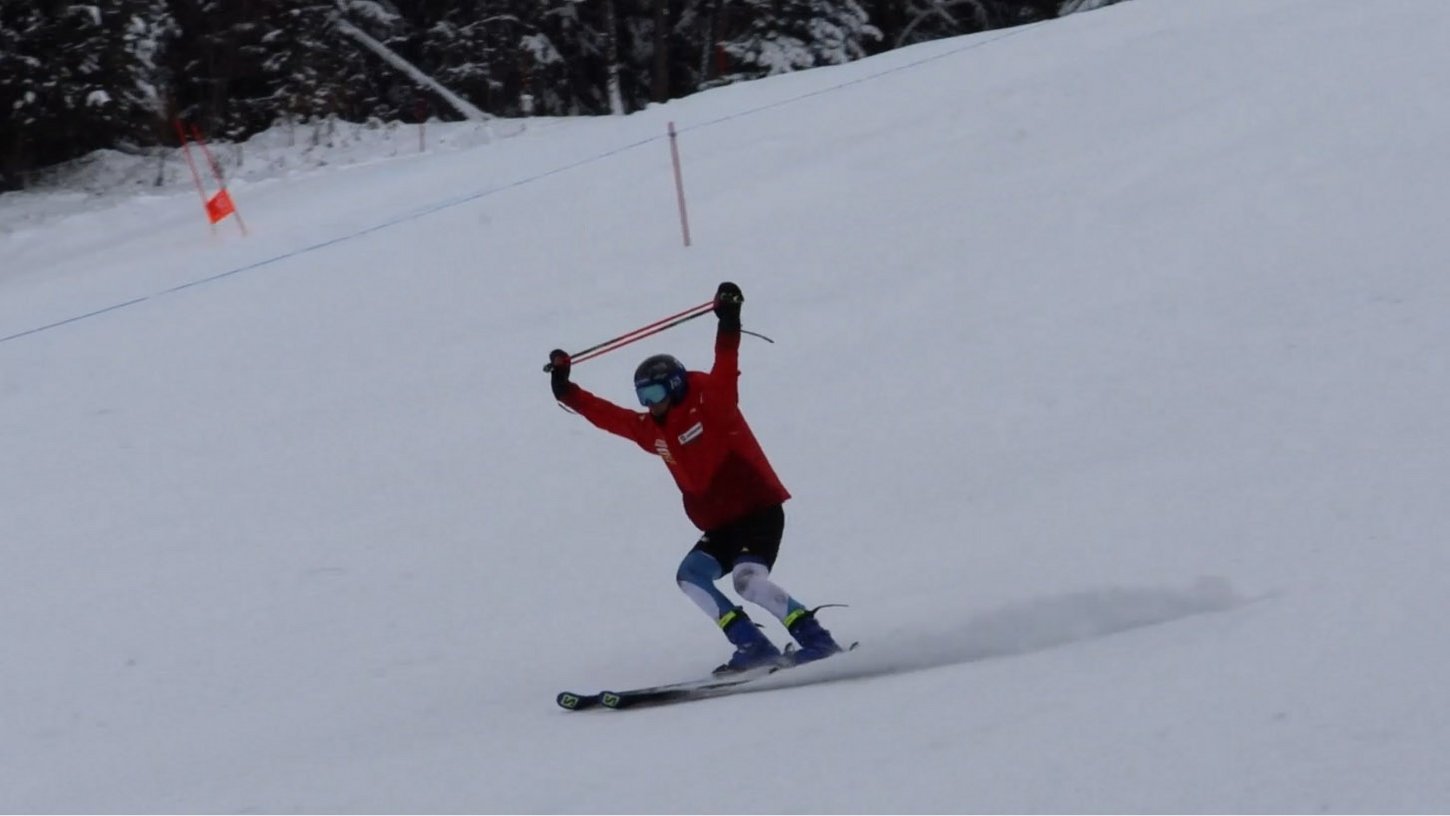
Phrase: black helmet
[{"left": 633, "top": 354, "right": 688, "bottom": 406}]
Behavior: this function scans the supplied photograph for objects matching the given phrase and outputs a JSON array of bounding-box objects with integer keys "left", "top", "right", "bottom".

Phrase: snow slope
[{"left": 3, "top": 0, "right": 1449, "bottom": 811}]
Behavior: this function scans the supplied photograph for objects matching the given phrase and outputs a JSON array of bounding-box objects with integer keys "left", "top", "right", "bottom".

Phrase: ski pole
[
  {"left": 545, "top": 300, "right": 715, "bottom": 372},
  {"left": 571, "top": 307, "right": 712, "bottom": 365}
]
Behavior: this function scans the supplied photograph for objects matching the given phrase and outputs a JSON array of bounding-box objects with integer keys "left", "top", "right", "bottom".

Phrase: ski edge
[
  {"left": 589, "top": 642, "right": 860, "bottom": 711},
  {"left": 557, "top": 642, "right": 860, "bottom": 712},
  {"left": 557, "top": 666, "right": 774, "bottom": 712}
]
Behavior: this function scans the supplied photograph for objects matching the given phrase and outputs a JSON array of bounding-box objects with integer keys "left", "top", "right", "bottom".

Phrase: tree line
[{"left": 0, "top": 0, "right": 1103, "bottom": 191}]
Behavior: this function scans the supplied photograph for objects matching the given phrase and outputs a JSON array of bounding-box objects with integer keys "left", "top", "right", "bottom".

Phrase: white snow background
[{"left": 3, "top": 0, "right": 1449, "bottom": 811}]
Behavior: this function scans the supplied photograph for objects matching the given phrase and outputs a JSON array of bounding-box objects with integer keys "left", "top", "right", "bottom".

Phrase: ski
[
  {"left": 556, "top": 665, "right": 775, "bottom": 712},
  {"left": 557, "top": 642, "right": 858, "bottom": 711},
  {"left": 597, "top": 667, "right": 775, "bottom": 710}
]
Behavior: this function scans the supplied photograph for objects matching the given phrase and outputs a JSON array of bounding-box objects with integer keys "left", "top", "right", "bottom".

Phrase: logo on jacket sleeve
[
  {"left": 654, "top": 438, "right": 675, "bottom": 464},
  {"left": 678, "top": 421, "right": 704, "bottom": 445}
]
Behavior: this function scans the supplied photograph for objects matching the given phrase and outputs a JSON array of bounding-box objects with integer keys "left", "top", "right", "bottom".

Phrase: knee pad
[{"left": 676, "top": 550, "right": 723, "bottom": 590}]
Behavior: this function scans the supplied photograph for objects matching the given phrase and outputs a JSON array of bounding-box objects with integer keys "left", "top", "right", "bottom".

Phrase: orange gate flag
[{"left": 205, "top": 189, "right": 236, "bottom": 224}]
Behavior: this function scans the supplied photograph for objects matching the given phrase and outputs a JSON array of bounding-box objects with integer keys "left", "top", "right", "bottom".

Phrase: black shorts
[{"left": 692, "top": 504, "right": 785, "bottom": 573}]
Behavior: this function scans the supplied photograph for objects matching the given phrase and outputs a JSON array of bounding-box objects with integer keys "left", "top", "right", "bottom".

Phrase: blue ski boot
[
  {"left": 714, "top": 608, "right": 785, "bottom": 676},
  {"left": 785, "top": 608, "right": 843, "bottom": 665}
]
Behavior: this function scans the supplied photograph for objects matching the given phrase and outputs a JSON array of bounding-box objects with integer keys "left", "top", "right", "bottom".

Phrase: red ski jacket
[{"left": 560, "top": 329, "right": 790, "bottom": 532}]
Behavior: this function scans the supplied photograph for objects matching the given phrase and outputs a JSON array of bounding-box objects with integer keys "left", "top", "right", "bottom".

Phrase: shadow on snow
[{"left": 749, "top": 577, "right": 1248, "bottom": 693}]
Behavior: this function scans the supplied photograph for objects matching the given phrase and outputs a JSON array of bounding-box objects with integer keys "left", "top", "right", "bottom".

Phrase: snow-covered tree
[
  {"left": 256, "top": 1, "right": 402, "bottom": 131},
  {"left": 423, "top": 0, "right": 517, "bottom": 113},
  {"left": 536, "top": 0, "right": 618, "bottom": 114},
  {"left": 0, "top": 0, "right": 176, "bottom": 189},
  {"left": 169, "top": 0, "right": 400, "bottom": 139},
  {"left": 713, "top": 0, "right": 879, "bottom": 85}
]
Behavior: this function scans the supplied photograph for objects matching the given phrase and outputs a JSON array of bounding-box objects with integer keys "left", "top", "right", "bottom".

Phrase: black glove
[
  {"left": 546, "top": 349, "right": 572, "bottom": 400},
  {"left": 714, "top": 281, "right": 743, "bottom": 331}
]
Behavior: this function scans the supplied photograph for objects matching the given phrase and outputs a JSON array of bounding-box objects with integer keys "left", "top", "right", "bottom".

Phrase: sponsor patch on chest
[{"left": 678, "top": 421, "right": 704, "bottom": 445}]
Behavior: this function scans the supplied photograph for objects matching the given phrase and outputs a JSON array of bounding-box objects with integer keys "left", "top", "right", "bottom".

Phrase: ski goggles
[{"left": 635, "top": 382, "right": 670, "bottom": 406}]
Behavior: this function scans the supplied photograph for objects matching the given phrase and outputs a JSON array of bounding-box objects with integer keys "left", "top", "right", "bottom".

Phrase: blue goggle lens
[{"left": 636, "top": 382, "right": 669, "bottom": 406}]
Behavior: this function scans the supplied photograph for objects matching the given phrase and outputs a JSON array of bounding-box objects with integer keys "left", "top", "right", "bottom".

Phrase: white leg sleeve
[
  {"left": 680, "top": 582, "right": 725, "bottom": 619},
  {"left": 732, "top": 562, "right": 793, "bottom": 621}
]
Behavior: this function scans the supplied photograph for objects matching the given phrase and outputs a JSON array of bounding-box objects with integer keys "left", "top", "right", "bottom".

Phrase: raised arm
[
  {"left": 709, "top": 282, "right": 744, "bottom": 406},
  {"left": 548, "top": 349, "right": 651, "bottom": 449}
]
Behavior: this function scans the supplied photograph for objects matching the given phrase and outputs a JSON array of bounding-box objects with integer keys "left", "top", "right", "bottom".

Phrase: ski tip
[{"left": 557, "top": 691, "right": 605, "bottom": 711}]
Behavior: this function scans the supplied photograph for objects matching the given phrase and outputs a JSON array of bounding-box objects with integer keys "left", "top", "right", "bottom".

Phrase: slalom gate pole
[
  {"left": 668, "top": 121, "right": 691, "bottom": 247},
  {"left": 174, "top": 120, "right": 214, "bottom": 234}
]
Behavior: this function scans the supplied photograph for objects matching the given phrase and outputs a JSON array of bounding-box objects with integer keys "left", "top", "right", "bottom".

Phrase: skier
[{"left": 547, "top": 282, "right": 842, "bottom": 674}]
